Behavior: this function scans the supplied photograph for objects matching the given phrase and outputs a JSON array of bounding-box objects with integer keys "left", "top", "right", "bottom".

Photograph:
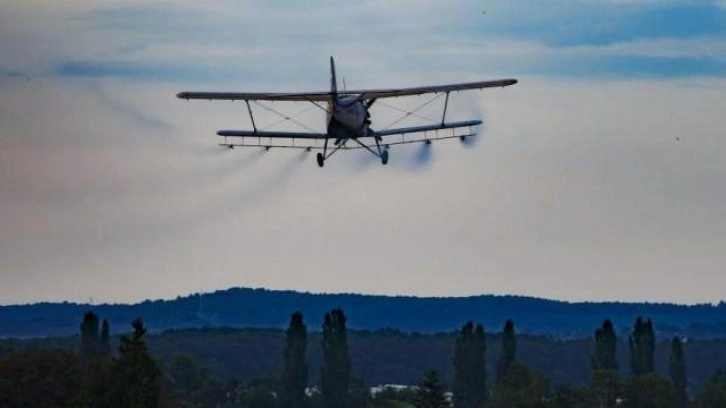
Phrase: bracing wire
[
  {"left": 253, "top": 101, "right": 319, "bottom": 132},
  {"left": 378, "top": 93, "right": 443, "bottom": 130}
]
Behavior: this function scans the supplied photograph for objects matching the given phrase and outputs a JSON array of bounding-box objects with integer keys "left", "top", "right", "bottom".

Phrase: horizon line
[{"left": 2, "top": 285, "right": 724, "bottom": 308}]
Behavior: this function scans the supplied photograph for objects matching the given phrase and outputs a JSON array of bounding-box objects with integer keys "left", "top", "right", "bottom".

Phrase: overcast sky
[{"left": 2, "top": 0, "right": 725, "bottom": 305}]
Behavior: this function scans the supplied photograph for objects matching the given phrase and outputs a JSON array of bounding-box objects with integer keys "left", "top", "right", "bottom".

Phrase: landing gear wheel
[
  {"left": 316, "top": 152, "right": 325, "bottom": 167},
  {"left": 381, "top": 150, "right": 389, "bottom": 165}
]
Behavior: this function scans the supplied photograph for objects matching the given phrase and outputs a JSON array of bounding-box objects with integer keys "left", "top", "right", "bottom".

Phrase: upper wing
[
  {"left": 177, "top": 78, "right": 517, "bottom": 102},
  {"left": 177, "top": 91, "right": 331, "bottom": 102},
  {"left": 342, "top": 79, "right": 517, "bottom": 100}
]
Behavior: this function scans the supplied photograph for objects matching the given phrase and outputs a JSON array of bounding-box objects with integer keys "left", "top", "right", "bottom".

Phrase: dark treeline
[
  {"left": 1, "top": 310, "right": 726, "bottom": 407},
  {"left": 2, "top": 287, "right": 726, "bottom": 338},
  {"left": 3, "top": 326, "right": 726, "bottom": 393}
]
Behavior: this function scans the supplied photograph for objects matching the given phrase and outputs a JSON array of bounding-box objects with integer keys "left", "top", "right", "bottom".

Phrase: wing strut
[
  {"left": 441, "top": 92, "right": 450, "bottom": 126},
  {"left": 245, "top": 100, "right": 257, "bottom": 134}
]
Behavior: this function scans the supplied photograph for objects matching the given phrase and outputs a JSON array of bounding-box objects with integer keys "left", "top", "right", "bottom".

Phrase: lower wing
[
  {"left": 371, "top": 120, "right": 481, "bottom": 138},
  {"left": 216, "top": 120, "right": 481, "bottom": 148},
  {"left": 217, "top": 130, "right": 326, "bottom": 139}
]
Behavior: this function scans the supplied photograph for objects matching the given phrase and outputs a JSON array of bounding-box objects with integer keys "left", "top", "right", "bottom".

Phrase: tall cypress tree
[
  {"left": 670, "top": 336, "right": 687, "bottom": 408},
  {"left": 282, "top": 311, "right": 308, "bottom": 408},
  {"left": 321, "top": 308, "right": 350, "bottom": 408},
  {"left": 592, "top": 319, "right": 618, "bottom": 371},
  {"left": 628, "top": 317, "right": 655, "bottom": 376},
  {"left": 496, "top": 319, "right": 516, "bottom": 383},
  {"left": 80, "top": 311, "right": 100, "bottom": 365},
  {"left": 100, "top": 319, "right": 111, "bottom": 358},
  {"left": 453, "top": 321, "right": 487, "bottom": 408}
]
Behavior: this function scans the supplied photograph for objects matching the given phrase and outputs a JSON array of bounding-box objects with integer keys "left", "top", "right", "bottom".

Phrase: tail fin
[{"left": 330, "top": 56, "right": 337, "bottom": 95}]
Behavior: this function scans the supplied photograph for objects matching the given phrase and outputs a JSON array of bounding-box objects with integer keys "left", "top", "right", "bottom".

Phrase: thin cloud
[{"left": 36, "top": 0, "right": 726, "bottom": 81}]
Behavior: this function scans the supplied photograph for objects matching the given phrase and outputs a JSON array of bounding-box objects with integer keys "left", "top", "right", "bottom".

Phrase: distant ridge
[{"left": 1, "top": 287, "right": 724, "bottom": 338}]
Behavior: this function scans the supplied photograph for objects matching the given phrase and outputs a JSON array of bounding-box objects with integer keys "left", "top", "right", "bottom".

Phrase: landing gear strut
[
  {"left": 316, "top": 152, "right": 325, "bottom": 167},
  {"left": 351, "top": 135, "right": 390, "bottom": 166}
]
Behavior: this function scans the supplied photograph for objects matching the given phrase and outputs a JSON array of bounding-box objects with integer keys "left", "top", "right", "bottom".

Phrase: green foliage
[
  {"left": 415, "top": 370, "right": 450, "bottom": 408},
  {"left": 452, "top": 321, "right": 486, "bottom": 408},
  {"left": 669, "top": 337, "right": 687, "bottom": 408},
  {"left": 0, "top": 349, "right": 82, "bottom": 407},
  {"left": 592, "top": 319, "right": 618, "bottom": 371},
  {"left": 282, "top": 311, "right": 308, "bottom": 408},
  {"left": 489, "top": 362, "right": 550, "bottom": 408},
  {"left": 496, "top": 319, "right": 516, "bottom": 383},
  {"left": 321, "top": 308, "right": 351, "bottom": 408},
  {"left": 629, "top": 317, "right": 656, "bottom": 376},
  {"left": 693, "top": 370, "right": 726, "bottom": 408},
  {"left": 591, "top": 369, "right": 621, "bottom": 408},
  {"left": 622, "top": 373, "right": 676, "bottom": 408},
  {"left": 109, "top": 318, "right": 162, "bottom": 407}
]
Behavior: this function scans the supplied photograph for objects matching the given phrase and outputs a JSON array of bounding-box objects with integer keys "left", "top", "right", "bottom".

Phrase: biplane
[{"left": 177, "top": 57, "right": 517, "bottom": 167}]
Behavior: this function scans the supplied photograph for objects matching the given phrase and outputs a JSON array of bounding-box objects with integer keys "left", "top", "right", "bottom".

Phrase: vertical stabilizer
[{"left": 330, "top": 56, "right": 337, "bottom": 95}]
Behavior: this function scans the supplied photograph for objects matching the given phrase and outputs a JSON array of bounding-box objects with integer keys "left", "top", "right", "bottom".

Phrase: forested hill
[{"left": 1, "top": 287, "right": 725, "bottom": 338}]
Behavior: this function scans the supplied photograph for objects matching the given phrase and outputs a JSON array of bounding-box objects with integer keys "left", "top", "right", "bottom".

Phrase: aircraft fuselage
[{"left": 327, "top": 95, "right": 370, "bottom": 140}]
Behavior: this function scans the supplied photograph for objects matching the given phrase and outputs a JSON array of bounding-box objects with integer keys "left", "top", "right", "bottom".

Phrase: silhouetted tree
[
  {"left": 592, "top": 319, "right": 618, "bottom": 372},
  {"left": 415, "top": 370, "right": 450, "bottom": 408},
  {"left": 80, "top": 311, "right": 101, "bottom": 365},
  {"left": 77, "top": 314, "right": 115, "bottom": 406},
  {"left": 496, "top": 319, "right": 516, "bottom": 383},
  {"left": 282, "top": 311, "right": 308, "bottom": 408},
  {"left": 100, "top": 318, "right": 111, "bottom": 358},
  {"left": 452, "top": 321, "right": 487, "bottom": 408},
  {"left": 669, "top": 336, "right": 687, "bottom": 408},
  {"left": 110, "top": 318, "right": 161, "bottom": 407},
  {"left": 629, "top": 317, "right": 655, "bottom": 376},
  {"left": 321, "top": 308, "right": 350, "bottom": 408}
]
